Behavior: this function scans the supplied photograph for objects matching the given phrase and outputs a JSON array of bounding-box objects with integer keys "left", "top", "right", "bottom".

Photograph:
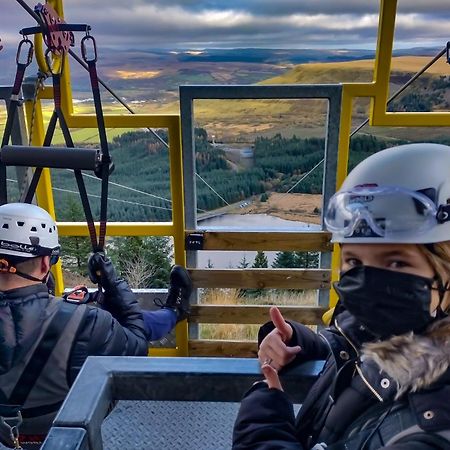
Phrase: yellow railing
[
  {"left": 331, "top": 0, "right": 450, "bottom": 306},
  {"left": 24, "top": 0, "right": 188, "bottom": 356},
  {"left": 23, "top": 0, "right": 450, "bottom": 354}
]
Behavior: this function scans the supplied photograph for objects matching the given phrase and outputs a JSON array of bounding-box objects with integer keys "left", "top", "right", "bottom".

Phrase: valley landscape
[{"left": 1, "top": 45, "right": 450, "bottom": 225}]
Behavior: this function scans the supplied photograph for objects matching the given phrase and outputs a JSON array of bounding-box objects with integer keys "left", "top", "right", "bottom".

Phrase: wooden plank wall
[{"left": 185, "top": 230, "right": 332, "bottom": 357}]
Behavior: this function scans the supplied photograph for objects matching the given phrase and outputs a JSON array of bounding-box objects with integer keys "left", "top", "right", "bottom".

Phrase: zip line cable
[
  {"left": 281, "top": 45, "right": 448, "bottom": 196},
  {"left": 16, "top": 0, "right": 170, "bottom": 147},
  {"left": 73, "top": 170, "right": 173, "bottom": 204},
  {"left": 52, "top": 187, "right": 173, "bottom": 211},
  {"left": 15, "top": 0, "right": 214, "bottom": 212},
  {"left": 285, "top": 158, "right": 324, "bottom": 194},
  {"left": 7, "top": 178, "right": 172, "bottom": 211},
  {"left": 15, "top": 0, "right": 231, "bottom": 208},
  {"left": 195, "top": 172, "right": 230, "bottom": 206}
]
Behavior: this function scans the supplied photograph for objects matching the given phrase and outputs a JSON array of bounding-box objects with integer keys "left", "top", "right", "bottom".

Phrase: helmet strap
[
  {"left": 431, "top": 275, "right": 449, "bottom": 317},
  {"left": 14, "top": 269, "right": 48, "bottom": 283},
  {"left": 0, "top": 258, "right": 48, "bottom": 283}
]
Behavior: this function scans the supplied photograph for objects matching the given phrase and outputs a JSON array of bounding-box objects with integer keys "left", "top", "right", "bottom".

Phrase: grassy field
[{"left": 2, "top": 56, "right": 449, "bottom": 144}]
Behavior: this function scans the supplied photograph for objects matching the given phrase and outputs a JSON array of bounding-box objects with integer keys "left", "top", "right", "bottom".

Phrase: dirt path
[{"left": 237, "top": 192, "right": 323, "bottom": 224}]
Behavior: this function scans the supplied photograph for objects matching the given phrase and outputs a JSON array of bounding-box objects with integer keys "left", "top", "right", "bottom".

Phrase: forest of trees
[{"left": 50, "top": 129, "right": 421, "bottom": 223}]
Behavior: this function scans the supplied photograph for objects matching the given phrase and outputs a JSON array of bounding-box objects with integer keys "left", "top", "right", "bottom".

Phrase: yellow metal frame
[
  {"left": 22, "top": 0, "right": 450, "bottom": 338},
  {"left": 24, "top": 0, "right": 187, "bottom": 356},
  {"left": 329, "top": 0, "right": 450, "bottom": 308}
]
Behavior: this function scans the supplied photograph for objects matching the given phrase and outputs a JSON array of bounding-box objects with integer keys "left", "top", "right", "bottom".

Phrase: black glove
[{"left": 87, "top": 252, "right": 118, "bottom": 286}]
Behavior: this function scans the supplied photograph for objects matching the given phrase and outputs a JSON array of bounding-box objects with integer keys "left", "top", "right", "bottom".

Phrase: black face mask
[{"left": 334, "top": 266, "right": 436, "bottom": 339}]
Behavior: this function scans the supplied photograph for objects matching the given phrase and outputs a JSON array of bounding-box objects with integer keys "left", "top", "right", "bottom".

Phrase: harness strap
[
  {"left": 23, "top": 71, "right": 100, "bottom": 252},
  {"left": 0, "top": 302, "right": 88, "bottom": 422},
  {"left": 1, "top": 63, "right": 31, "bottom": 205},
  {"left": 1, "top": 36, "right": 34, "bottom": 205},
  {"left": 23, "top": 108, "right": 58, "bottom": 204},
  {"left": 8, "top": 302, "right": 77, "bottom": 409},
  {"left": 84, "top": 47, "right": 111, "bottom": 251}
]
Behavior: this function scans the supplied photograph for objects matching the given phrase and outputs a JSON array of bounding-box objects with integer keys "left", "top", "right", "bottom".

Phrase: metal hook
[
  {"left": 0, "top": 411, "right": 23, "bottom": 449},
  {"left": 81, "top": 34, "right": 97, "bottom": 63},
  {"left": 16, "top": 37, "right": 34, "bottom": 66}
]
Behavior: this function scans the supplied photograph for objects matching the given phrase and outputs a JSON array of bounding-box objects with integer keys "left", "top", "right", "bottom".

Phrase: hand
[
  {"left": 262, "top": 361, "right": 284, "bottom": 391},
  {"left": 87, "top": 252, "right": 117, "bottom": 286},
  {"left": 258, "top": 306, "right": 301, "bottom": 371}
]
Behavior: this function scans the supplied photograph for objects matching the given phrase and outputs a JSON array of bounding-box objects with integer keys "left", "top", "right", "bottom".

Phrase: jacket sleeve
[
  {"left": 67, "top": 278, "right": 148, "bottom": 384},
  {"left": 232, "top": 382, "right": 304, "bottom": 450},
  {"left": 258, "top": 320, "right": 329, "bottom": 365}
]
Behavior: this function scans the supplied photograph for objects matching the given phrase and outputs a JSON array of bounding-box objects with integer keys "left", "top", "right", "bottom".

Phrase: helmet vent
[
  {"left": 2, "top": 224, "right": 8, "bottom": 229},
  {"left": 41, "top": 223, "right": 46, "bottom": 228},
  {"left": 30, "top": 226, "right": 37, "bottom": 232},
  {"left": 17, "top": 221, "right": 24, "bottom": 227},
  {"left": 49, "top": 228, "right": 53, "bottom": 233}
]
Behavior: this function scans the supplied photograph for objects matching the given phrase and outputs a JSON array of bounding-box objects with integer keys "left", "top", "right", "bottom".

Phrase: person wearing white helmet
[
  {"left": 0, "top": 203, "right": 192, "bottom": 449},
  {"left": 233, "top": 143, "right": 450, "bottom": 450}
]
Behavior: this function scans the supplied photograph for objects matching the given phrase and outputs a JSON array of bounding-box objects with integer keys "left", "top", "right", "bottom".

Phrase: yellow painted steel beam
[
  {"left": 57, "top": 222, "right": 175, "bottom": 237},
  {"left": 371, "top": 112, "right": 450, "bottom": 127},
  {"left": 168, "top": 125, "right": 186, "bottom": 267},
  {"left": 328, "top": 87, "right": 354, "bottom": 311},
  {"left": 369, "top": 0, "right": 397, "bottom": 122},
  {"left": 343, "top": 83, "right": 377, "bottom": 98},
  {"left": 64, "top": 114, "right": 180, "bottom": 129},
  {"left": 23, "top": 97, "right": 64, "bottom": 296},
  {"left": 166, "top": 114, "right": 188, "bottom": 355}
]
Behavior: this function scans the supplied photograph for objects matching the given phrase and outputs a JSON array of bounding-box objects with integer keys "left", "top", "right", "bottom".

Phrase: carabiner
[
  {"left": 16, "top": 37, "right": 33, "bottom": 66},
  {"left": 81, "top": 34, "right": 97, "bottom": 63}
]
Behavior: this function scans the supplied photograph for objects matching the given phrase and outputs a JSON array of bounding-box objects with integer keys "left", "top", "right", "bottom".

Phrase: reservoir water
[{"left": 196, "top": 213, "right": 321, "bottom": 268}]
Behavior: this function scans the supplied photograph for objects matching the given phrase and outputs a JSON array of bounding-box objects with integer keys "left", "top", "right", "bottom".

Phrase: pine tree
[
  {"left": 294, "top": 251, "right": 319, "bottom": 268},
  {"left": 272, "top": 251, "right": 296, "bottom": 268},
  {"left": 59, "top": 199, "right": 92, "bottom": 276},
  {"left": 238, "top": 255, "right": 250, "bottom": 269},
  {"left": 244, "top": 251, "right": 268, "bottom": 298},
  {"left": 252, "top": 251, "right": 268, "bottom": 268}
]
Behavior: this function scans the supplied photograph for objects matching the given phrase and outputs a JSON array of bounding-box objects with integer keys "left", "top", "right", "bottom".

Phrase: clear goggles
[{"left": 324, "top": 186, "right": 442, "bottom": 239}]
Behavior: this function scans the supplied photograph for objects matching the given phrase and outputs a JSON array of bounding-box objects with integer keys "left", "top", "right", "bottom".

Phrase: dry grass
[
  {"left": 238, "top": 192, "right": 322, "bottom": 224},
  {"left": 198, "top": 287, "right": 317, "bottom": 340}
]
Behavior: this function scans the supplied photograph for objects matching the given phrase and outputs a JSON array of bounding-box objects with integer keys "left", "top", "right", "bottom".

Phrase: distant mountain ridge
[{"left": 0, "top": 46, "right": 442, "bottom": 92}]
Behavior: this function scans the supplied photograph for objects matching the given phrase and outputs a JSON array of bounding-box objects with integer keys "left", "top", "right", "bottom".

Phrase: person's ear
[{"left": 40, "top": 256, "right": 52, "bottom": 275}]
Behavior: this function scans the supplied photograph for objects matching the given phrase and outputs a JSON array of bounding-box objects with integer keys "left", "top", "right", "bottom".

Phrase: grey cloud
[{"left": 0, "top": 1, "right": 448, "bottom": 50}]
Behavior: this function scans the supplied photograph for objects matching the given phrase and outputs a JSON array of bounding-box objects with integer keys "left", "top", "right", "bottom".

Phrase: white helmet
[
  {"left": 325, "top": 143, "right": 450, "bottom": 244},
  {"left": 0, "top": 203, "right": 60, "bottom": 258}
]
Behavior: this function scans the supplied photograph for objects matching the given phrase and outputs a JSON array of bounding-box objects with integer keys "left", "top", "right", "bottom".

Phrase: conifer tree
[
  {"left": 252, "top": 251, "right": 268, "bottom": 268},
  {"left": 272, "top": 251, "right": 296, "bottom": 268},
  {"left": 294, "top": 251, "right": 319, "bottom": 268},
  {"left": 59, "top": 199, "right": 92, "bottom": 276}
]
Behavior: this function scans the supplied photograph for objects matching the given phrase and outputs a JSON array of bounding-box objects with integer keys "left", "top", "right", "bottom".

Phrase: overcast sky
[{"left": 1, "top": 0, "right": 449, "bottom": 50}]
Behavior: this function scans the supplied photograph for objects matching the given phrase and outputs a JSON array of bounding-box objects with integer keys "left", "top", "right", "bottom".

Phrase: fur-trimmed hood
[{"left": 362, "top": 316, "right": 450, "bottom": 398}]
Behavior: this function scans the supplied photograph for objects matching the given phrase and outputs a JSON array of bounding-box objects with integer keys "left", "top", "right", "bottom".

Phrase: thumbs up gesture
[{"left": 258, "top": 306, "right": 302, "bottom": 373}]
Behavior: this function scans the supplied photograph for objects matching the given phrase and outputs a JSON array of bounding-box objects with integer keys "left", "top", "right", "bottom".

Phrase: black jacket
[
  {"left": 0, "top": 279, "right": 148, "bottom": 446},
  {"left": 0, "top": 280, "right": 148, "bottom": 382},
  {"left": 233, "top": 311, "right": 450, "bottom": 450}
]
